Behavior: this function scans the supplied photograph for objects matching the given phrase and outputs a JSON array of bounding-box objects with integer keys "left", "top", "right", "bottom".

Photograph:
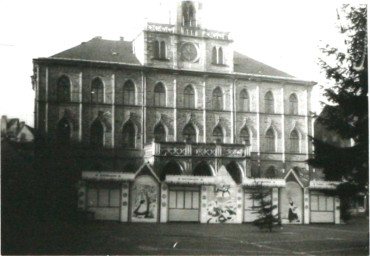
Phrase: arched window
[
  {"left": 240, "top": 126, "right": 250, "bottom": 145},
  {"left": 212, "top": 87, "right": 223, "bottom": 110},
  {"left": 182, "top": 1, "right": 196, "bottom": 27},
  {"left": 240, "top": 89, "right": 249, "bottom": 111},
  {"left": 218, "top": 47, "right": 223, "bottom": 64},
  {"left": 160, "top": 41, "right": 166, "bottom": 59},
  {"left": 184, "top": 85, "right": 195, "bottom": 108},
  {"left": 193, "top": 162, "right": 213, "bottom": 176},
  {"left": 265, "top": 91, "right": 274, "bottom": 113},
  {"left": 154, "top": 123, "right": 166, "bottom": 142},
  {"left": 161, "top": 161, "right": 182, "bottom": 181},
  {"left": 122, "top": 121, "right": 136, "bottom": 149},
  {"left": 183, "top": 123, "right": 196, "bottom": 143},
  {"left": 289, "top": 93, "right": 298, "bottom": 115},
  {"left": 226, "top": 162, "right": 243, "bottom": 184},
  {"left": 265, "top": 166, "right": 276, "bottom": 178},
  {"left": 57, "top": 76, "right": 71, "bottom": 102},
  {"left": 91, "top": 78, "right": 104, "bottom": 103},
  {"left": 265, "top": 127, "right": 275, "bottom": 152},
  {"left": 212, "top": 47, "right": 217, "bottom": 64},
  {"left": 212, "top": 126, "right": 223, "bottom": 143},
  {"left": 289, "top": 129, "right": 299, "bottom": 153},
  {"left": 123, "top": 80, "right": 135, "bottom": 105},
  {"left": 154, "top": 83, "right": 166, "bottom": 106},
  {"left": 153, "top": 40, "right": 159, "bottom": 59},
  {"left": 57, "top": 118, "right": 71, "bottom": 145},
  {"left": 90, "top": 120, "right": 104, "bottom": 148}
]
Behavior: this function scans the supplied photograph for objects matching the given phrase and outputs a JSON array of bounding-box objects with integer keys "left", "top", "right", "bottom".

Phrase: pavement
[{"left": 2, "top": 216, "right": 369, "bottom": 255}]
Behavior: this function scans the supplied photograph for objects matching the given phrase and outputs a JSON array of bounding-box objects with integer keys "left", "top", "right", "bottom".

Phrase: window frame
[
  {"left": 212, "top": 87, "right": 223, "bottom": 110},
  {"left": 183, "top": 85, "right": 195, "bottom": 108},
  {"left": 57, "top": 76, "right": 71, "bottom": 102},
  {"left": 123, "top": 80, "right": 136, "bottom": 105},
  {"left": 91, "top": 78, "right": 104, "bottom": 104},
  {"left": 154, "top": 83, "right": 166, "bottom": 107},
  {"left": 265, "top": 91, "right": 274, "bottom": 113}
]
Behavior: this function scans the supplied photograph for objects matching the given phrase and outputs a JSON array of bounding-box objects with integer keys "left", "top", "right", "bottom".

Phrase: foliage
[
  {"left": 308, "top": 5, "right": 368, "bottom": 195},
  {"left": 250, "top": 185, "right": 281, "bottom": 232}
]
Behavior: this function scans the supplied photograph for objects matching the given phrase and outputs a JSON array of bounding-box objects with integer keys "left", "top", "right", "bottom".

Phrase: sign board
[
  {"left": 243, "top": 178, "right": 286, "bottom": 187},
  {"left": 82, "top": 171, "right": 135, "bottom": 181},
  {"left": 166, "top": 175, "right": 215, "bottom": 185},
  {"left": 309, "top": 180, "right": 340, "bottom": 190}
]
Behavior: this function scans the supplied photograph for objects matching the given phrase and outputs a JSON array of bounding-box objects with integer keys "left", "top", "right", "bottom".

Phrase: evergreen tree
[
  {"left": 251, "top": 185, "right": 281, "bottom": 232},
  {"left": 308, "top": 5, "right": 368, "bottom": 196}
]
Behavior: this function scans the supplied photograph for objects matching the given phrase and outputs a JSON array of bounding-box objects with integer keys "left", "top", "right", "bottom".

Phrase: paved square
[{"left": 3, "top": 217, "right": 368, "bottom": 255}]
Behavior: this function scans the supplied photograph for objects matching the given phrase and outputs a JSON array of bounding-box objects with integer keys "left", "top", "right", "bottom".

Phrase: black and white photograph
[{"left": 1, "top": 0, "right": 368, "bottom": 255}]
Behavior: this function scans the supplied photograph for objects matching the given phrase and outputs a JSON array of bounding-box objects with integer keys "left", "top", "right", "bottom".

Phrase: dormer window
[
  {"left": 182, "top": 1, "right": 196, "bottom": 27},
  {"left": 212, "top": 46, "right": 224, "bottom": 65}
]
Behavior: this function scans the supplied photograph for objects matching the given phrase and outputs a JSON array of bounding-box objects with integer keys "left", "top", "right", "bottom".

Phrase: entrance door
[
  {"left": 168, "top": 186, "right": 200, "bottom": 222},
  {"left": 280, "top": 181, "right": 303, "bottom": 224}
]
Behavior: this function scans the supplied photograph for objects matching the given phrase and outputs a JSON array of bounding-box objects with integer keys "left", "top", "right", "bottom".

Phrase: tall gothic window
[
  {"left": 153, "top": 40, "right": 159, "bottom": 59},
  {"left": 240, "top": 89, "right": 249, "bottom": 111},
  {"left": 240, "top": 126, "right": 250, "bottom": 145},
  {"left": 289, "top": 129, "right": 299, "bottom": 153},
  {"left": 57, "top": 76, "right": 71, "bottom": 102},
  {"left": 122, "top": 121, "right": 136, "bottom": 148},
  {"left": 212, "top": 87, "right": 223, "bottom": 110},
  {"left": 265, "top": 127, "right": 275, "bottom": 152},
  {"left": 57, "top": 117, "right": 71, "bottom": 145},
  {"left": 160, "top": 41, "right": 166, "bottom": 59},
  {"left": 123, "top": 80, "right": 135, "bottom": 105},
  {"left": 182, "top": 1, "right": 196, "bottom": 27},
  {"left": 218, "top": 47, "right": 223, "bottom": 64},
  {"left": 289, "top": 93, "right": 298, "bottom": 115},
  {"left": 184, "top": 85, "right": 195, "bottom": 108},
  {"left": 212, "top": 126, "right": 223, "bottom": 143},
  {"left": 154, "top": 83, "right": 166, "bottom": 106},
  {"left": 91, "top": 78, "right": 104, "bottom": 103},
  {"left": 90, "top": 120, "right": 104, "bottom": 148},
  {"left": 265, "top": 91, "right": 274, "bottom": 113},
  {"left": 183, "top": 123, "right": 196, "bottom": 143},
  {"left": 212, "top": 47, "right": 217, "bottom": 64},
  {"left": 154, "top": 123, "right": 166, "bottom": 142}
]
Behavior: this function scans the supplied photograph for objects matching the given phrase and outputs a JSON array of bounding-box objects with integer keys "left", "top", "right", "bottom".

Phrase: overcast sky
[{"left": 0, "top": 0, "right": 351, "bottom": 126}]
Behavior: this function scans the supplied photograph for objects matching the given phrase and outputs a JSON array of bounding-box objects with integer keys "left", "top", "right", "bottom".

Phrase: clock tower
[{"left": 138, "top": 0, "right": 233, "bottom": 72}]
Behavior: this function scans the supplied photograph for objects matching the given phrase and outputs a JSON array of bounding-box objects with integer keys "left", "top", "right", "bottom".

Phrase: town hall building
[{"left": 33, "top": 0, "right": 340, "bottom": 224}]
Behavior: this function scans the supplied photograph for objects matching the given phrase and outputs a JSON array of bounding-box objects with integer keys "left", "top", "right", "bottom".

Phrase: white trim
[
  {"left": 284, "top": 169, "right": 304, "bottom": 188},
  {"left": 134, "top": 162, "right": 160, "bottom": 182},
  {"left": 165, "top": 175, "right": 215, "bottom": 185},
  {"left": 82, "top": 171, "right": 135, "bottom": 181},
  {"left": 309, "top": 180, "right": 340, "bottom": 190},
  {"left": 242, "top": 177, "right": 286, "bottom": 187}
]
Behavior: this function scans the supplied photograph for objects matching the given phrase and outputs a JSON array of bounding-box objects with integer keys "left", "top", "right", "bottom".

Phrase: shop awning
[
  {"left": 242, "top": 178, "right": 286, "bottom": 188},
  {"left": 82, "top": 171, "right": 135, "bottom": 181}
]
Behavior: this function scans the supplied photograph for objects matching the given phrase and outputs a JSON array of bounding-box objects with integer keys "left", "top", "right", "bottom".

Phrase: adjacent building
[{"left": 32, "top": 1, "right": 340, "bottom": 224}]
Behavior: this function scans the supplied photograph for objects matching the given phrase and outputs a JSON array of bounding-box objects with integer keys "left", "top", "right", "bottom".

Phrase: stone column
[
  {"left": 120, "top": 182, "right": 130, "bottom": 222},
  {"left": 335, "top": 196, "right": 341, "bottom": 224},
  {"left": 272, "top": 187, "right": 279, "bottom": 217},
  {"left": 200, "top": 185, "right": 209, "bottom": 223},
  {"left": 304, "top": 188, "right": 310, "bottom": 224},
  {"left": 160, "top": 183, "right": 169, "bottom": 223}
]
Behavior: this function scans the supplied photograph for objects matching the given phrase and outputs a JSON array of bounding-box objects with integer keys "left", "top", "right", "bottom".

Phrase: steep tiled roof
[
  {"left": 233, "top": 51, "right": 294, "bottom": 78},
  {"left": 52, "top": 37, "right": 294, "bottom": 78},
  {"left": 52, "top": 37, "right": 141, "bottom": 65}
]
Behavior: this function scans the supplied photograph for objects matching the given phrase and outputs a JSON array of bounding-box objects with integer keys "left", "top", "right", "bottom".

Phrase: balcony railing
[
  {"left": 146, "top": 22, "right": 231, "bottom": 41},
  {"left": 146, "top": 141, "right": 250, "bottom": 158}
]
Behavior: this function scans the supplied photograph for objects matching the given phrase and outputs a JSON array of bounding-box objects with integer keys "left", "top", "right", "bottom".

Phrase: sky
[{"left": 0, "top": 0, "right": 352, "bottom": 126}]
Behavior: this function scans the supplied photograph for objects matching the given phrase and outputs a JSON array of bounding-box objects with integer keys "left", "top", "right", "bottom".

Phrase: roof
[
  {"left": 233, "top": 51, "right": 294, "bottom": 78},
  {"left": 7, "top": 118, "right": 19, "bottom": 129},
  {"left": 52, "top": 37, "right": 141, "bottom": 65},
  {"left": 51, "top": 37, "right": 294, "bottom": 78}
]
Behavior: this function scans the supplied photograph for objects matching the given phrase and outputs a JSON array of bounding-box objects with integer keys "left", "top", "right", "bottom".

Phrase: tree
[
  {"left": 308, "top": 5, "right": 368, "bottom": 194},
  {"left": 251, "top": 185, "right": 281, "bottom": 232}
]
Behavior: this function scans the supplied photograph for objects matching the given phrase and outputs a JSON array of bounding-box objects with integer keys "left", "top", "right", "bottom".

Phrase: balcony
[
  {"left": 146, "top": 22, "right": 231, "bottom": 41},
  {"left": 144, "top": 141, "right": 250, "bottom": 162}
]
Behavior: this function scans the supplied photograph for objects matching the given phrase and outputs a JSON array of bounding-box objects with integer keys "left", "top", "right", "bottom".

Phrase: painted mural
[
  {"left": 131, "top": 175, "right": 159, "bottom": 222},
  {"left": 206, "top": 166, "right": 241, "bottom": 223},
  {"left": 280, "top": 181, "right": 303, "bottom": 224}
]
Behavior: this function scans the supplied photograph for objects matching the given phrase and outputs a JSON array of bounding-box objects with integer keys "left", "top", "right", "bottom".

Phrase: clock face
[{"left": 181, "top": 43, "right": 198, "bottom": 62}]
